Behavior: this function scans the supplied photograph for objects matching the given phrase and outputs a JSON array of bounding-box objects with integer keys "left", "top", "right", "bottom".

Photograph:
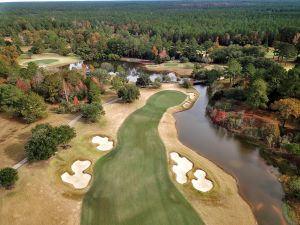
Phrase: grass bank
[{"left": 81, "top": 90, "right": 204, "bottom": 225}]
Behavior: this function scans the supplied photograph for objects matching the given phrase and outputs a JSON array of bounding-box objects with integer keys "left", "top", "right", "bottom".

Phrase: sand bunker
[
  {"left": 188, "top": 93, "right": 196, "bottom": 100},
  {"left": 61, "top": 160, "right": 91, "bottom": 189},
  {"left": 170, "top": 152, "right": 193, "bottom": 184},
  {"left": 92, "top": 136, "right": 113, "bottom": 151},
  {"left": 183, "top": 102, "right": 191, "bottom": 109},
  {"left": 192, "top": 169, "right": 213, "bottom": 192}
]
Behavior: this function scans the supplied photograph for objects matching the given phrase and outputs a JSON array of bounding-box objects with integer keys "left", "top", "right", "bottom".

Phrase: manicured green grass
[
  {"left": 30, "top": 59, "right": 59, "bottom": 65},
  {"left": 164, "top": 63, "right": 179, "bottom": 67},
  {"left": 81, "top": 90, "right": 204, "bottom": 225}
]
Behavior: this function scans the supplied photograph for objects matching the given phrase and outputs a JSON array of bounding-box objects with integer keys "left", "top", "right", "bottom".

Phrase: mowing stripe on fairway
[{"left": 81, "top": 90, "right": 204, "bottom": 225}]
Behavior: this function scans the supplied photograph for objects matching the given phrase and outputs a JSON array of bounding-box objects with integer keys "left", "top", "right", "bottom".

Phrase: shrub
[
  {"left": 100, "top": 62, "right": 114, "bottom": 72},
  {"left": 214, "top": 101, "right": 233, "bottom": 111},
  {"left": 288, "top": 177, "right": 300, "bottom": 199},
  {"left": 181, "top": 79, "right": 193, "bottom": 89},
  {"left": 210, "top": 110, "right": 227, "bottom": 124},
  {"left": 0, "top": 167, "right": 18, "bottom": 189},
  {"left": 152, "top": 77, "right": 162, "bottom": 89},
  {"left": 211, "top": 90, "right": 224, "bottom": 102},
  {"left": 81, "top": 102, "right": 105, "bottom": 122},
  {"left": 242, "top": 127, "right": 259, "bottom": 138},
  {"left": 111, "top": 76, "right": 126, "bottom": 91},
  {"left": 223, "top": 87, "right": 246, "bottom": 101},
  {"left": 56, "top": 101, "right": 80, "bottom": 114},
  {"left": 90, "top": 68, "right": 110, "bottom": 84},
  {"left": 179, "top": 56, "right": 189, "bottom": 63},
  {"left": 118, "top": 84, "right": 140, "bottom": 102},
  {"left": 206, "top": 69, "right": 222, "bottom": 84},
  {"left": 136, "top": 74, "right": 152, "bottom": 87},
  {"left": 284, "top": 143, "right": 300, "bottom": 155},
  {"left": 107, "top": 54, "right": 121, "bottom": 61}
]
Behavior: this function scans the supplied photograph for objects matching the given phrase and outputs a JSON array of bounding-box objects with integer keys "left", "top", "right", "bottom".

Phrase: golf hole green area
[
  {"left": 29, "top": 59, "right": 58, "bottom": 65},
  {"left": 81, "top": 90, "right": 204, "bottom": 225}
]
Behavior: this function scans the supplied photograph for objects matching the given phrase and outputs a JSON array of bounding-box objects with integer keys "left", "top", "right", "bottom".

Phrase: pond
[
  {"left": 175, "top": 85, "right": 287, "bottom": 225},
  {"left": 69, "top": 60, "right": 179, "bottom": 82}
]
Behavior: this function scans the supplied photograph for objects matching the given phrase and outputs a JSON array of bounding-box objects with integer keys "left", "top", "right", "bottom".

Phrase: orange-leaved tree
[{"left": 271, "top": 98, "right": 300, "bottom": 129}]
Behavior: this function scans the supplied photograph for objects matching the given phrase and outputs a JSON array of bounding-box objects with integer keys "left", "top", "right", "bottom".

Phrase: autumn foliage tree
[{"left": 271, "top": 98, "right": 300, "bottom": 129}]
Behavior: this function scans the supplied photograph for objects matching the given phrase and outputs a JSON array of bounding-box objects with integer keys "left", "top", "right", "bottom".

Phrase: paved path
[{"left": 12, "top": 97, "right": 120, "bottom": 170}]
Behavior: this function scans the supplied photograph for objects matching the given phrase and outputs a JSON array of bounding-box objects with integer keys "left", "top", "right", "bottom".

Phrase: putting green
[
  {"left": 81, "top": 90, "right": 204, "bottom": 225},
  {"left": 29, "top": 59, "right": 59, "bottom": 65}
]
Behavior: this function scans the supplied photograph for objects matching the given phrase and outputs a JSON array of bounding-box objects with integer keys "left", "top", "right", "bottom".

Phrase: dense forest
[{"left": 0, "top": 1, "right": 300, "bottom": 62}]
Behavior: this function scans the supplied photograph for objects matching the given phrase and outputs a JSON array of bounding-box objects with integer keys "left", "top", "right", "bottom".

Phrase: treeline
[{"left": 0, "top": 1, "right": 300, "bottom": 61}]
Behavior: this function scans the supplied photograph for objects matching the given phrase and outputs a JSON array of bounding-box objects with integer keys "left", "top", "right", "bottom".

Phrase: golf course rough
[{"left": 81, "top": 90, "right": 205, "bottom": 225}]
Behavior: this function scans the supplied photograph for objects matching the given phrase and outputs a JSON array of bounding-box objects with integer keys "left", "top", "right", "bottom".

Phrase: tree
[
  {"left": 25, "top": 124, "right": 76, "bottom": 161},
  {"left": 81, "top": 102, "right": 105, "bottom": 122},
  {"left": 206, "top": 69, "right": 222, "bottom": 84},
  {"left": 17, "top": 92, "right": 48, "bottom": 123},
  {"left": 22, "top": 62, "right": 38, "bottom": 80},
  {"left": 227, "top": 59, "right": 242, "bottom": 85},
  {"left": 90, "top": 68, "right": 110, "bottom": 84},
  {"left": 0, "top": 167, "right": 18, "bottom": 189},
  {"left": 136, "top": 74, "right": 152, "bottom": 87},
  {"left": 271, "top": 98, "right": 300, "bottom": 129},
  {"left": 111, "top": 76, "right": 126, "bottom": 91},
  {"left": 25, "top": 125, "right": 57, "bottom": 161},
  {"left": 100, "top": 62, "right": 114, "bottom": 72},
  {"left": 0, "top": 84, "right": 24, "bottom": 112},
  {"left": 181, "top": 79, "right": 193, "bottom": 89},
  {"left": 118, "top": 84, "right": 140, "bottom": 103},
  {"left": 87, "top": 80, "right": 101, "bottom": 103},
  {"left": 0, "top": 46, "right": 19, "bottom": 65},
  {"left": 274, "top": 41, "right": 298, "bottom": 63},
  {"left": 30, "top": 40, "right": 45, "bottom": 54},
  {"left": 280, "top": 67, "right": 300, "bottom": 99},
  {"left": 246, "top": 79, "right": 269, "bottom": 109},
  {"left": 40, "top": 73, "right": 63, "bottom": 103},
  {"left": 244, "top": 63, "right": 256, "bottom": 82},
  {"left": 53, "top": 125, "right": 76, "bottom": 145}
]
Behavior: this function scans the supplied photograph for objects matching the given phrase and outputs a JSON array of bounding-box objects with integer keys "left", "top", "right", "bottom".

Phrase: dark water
[{"left": 175, "top": 85, "right": 288, "bottom": 225}]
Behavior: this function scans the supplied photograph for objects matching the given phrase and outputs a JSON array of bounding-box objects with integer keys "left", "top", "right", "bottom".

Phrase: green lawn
[
  {"left": 81, "top": 91, "right": 204, "bottom": 225},
  {"left": 30, "top": 59, "right": 59, "bottom": 65},
  {"left": 164, "top": 63, "right": 179, "bottom": 67}
]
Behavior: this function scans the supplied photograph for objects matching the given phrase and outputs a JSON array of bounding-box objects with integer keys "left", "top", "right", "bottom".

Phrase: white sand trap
[
  {"left": 188, "top": 93, "right": 196, "bottom": 100},
  {"left": 92, "top": 136, "right": 113, "bottom": 151},
  {"left": 192, "top": 169, "right": 213, "bottom": 192},
  {"left": 61, "top": 160, "right": 91, "bottom": 189},
  {"left": 183, "top": 102, "right": 191, "bottom": 109},
  {"left": 170, "top": 152, "right": 193, "bottom": 184}
]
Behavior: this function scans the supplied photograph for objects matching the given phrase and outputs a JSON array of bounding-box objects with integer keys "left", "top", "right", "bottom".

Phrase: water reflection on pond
[
  {"left": 175, "top": 85, "right": 287, "bottom": 225},
  {"left": 79, "top": 61, "right": 179, "bottom": 82}
]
